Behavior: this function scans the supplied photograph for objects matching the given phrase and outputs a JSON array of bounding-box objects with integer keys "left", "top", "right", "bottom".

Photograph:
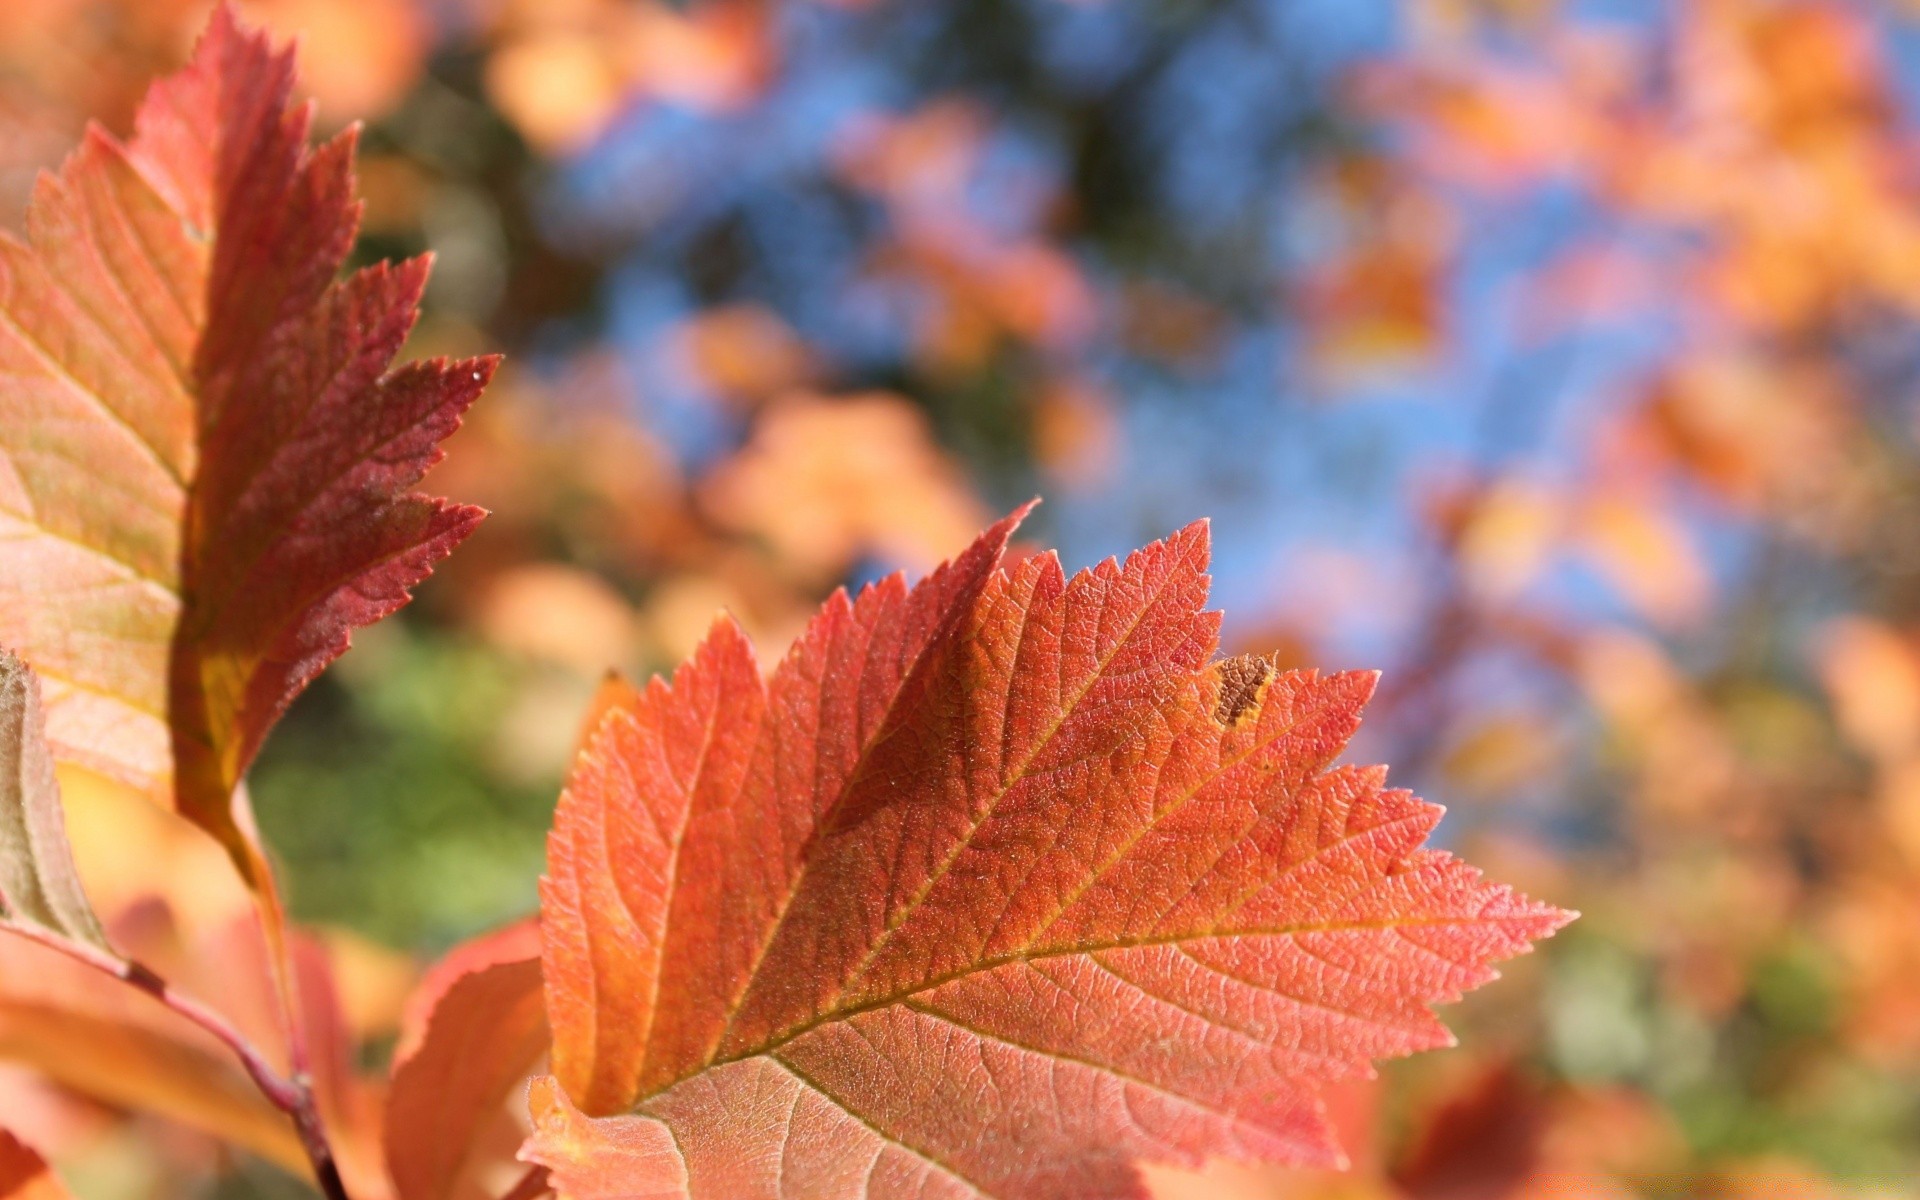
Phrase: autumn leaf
[
  {"left": 523, "top": 510, "right": 1572, "bottom": 1198},
  {"left": 0, "top": 3, "right": 491, "bottom": 883},
  {"left": 0, "top": 651, "right": 109, "bottom": 950},
  {"left": 0, "top": 1131, "right": 69, "bottom": 1200},
  {"left": 386, "top": 919, "right": 547, "bottom": 1200}
]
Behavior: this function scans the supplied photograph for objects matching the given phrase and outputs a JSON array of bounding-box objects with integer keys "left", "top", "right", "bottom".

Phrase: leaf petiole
[{"left": 0, "top": 918, "right": 351, "bottom": 1200}]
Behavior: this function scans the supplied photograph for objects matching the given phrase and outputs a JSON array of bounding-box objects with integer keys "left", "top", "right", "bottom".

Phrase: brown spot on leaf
[{"left": 1214, "top": 653, "right": 1272, "bottom": 725}]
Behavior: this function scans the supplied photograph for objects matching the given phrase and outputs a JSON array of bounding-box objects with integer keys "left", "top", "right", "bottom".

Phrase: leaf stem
[
  {"left": 0, "top": 920, "right": 349, "bottom": 1200},
  {"left": 239, "top": 812, "right": 318, "bottom": 1083},
  {"left": 238, "top": 817, "right": 349, "bottom": 1200}
]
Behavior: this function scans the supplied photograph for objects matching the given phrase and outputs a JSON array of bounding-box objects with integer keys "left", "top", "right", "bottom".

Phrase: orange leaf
[
  {"left": 0, "top": 4, "right": 492, "bottom": 884},
  {"left": 386, "top": 920, "right": 547, "bottom": 1200},
  {"left": 0, "top": 1131, "right": 69, "bottom": 1200},
  {"left": 524, "top": 510, "right": 1571, "bottom": 1198}
]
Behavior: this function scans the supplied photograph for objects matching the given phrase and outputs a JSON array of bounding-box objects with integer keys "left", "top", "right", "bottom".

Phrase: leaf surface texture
[
  {"left": 525, "top": 512, "right": 1572, "bottom": 1199},
  {"left": 0, "top": 5, "right": 490, "bottom": 874}
]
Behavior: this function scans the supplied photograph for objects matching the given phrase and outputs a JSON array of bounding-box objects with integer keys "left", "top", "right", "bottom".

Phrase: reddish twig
[
  {"left": 235, "top": 809, "right": 348, "bottom": 1200},
  {"left": 0, "top": 919, "right": 350, "bottom": 1200}
]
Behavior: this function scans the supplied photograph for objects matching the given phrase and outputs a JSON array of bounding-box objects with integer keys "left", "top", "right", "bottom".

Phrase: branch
[
  {"left": 0, "top": 919, "right": 350, "bottom": 1200},
  {"left": 236, "top": 808, "right": 349, "bottom": 1200}
]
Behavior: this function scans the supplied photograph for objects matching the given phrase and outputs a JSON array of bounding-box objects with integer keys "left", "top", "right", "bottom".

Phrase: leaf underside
[
  {"left": 0, "top": 3, "right": 490, "bottom": 880},
  {"left": 0, "top": 651, "right": 109, "bottom": 950},
  {"left": 524, "top": 508, "right": 1573, "bottom": 1200}
]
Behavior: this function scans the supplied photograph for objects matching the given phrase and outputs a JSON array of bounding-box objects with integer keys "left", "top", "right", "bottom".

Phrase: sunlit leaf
[
  {"left": 523, "top": 510, "right": 1571, "bottom": 1198},
  {"left": 0, "top": 3, "right": 491, "bottom": 884}
]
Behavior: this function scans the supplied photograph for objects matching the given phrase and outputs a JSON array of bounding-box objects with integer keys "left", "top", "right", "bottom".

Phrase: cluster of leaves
[
  {"left": 7, "top": 0, "right": 1920, "bottom": 1195},
  {"left": 0, "top": 9, "right": 1565, "bottom": 1200}
]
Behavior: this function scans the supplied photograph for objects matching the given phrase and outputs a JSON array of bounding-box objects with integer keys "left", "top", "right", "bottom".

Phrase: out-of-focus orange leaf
[
  {"left": 1532, "top": 1083, "right": 1685, "bottom": 1188},
  {"left": 0, "top": 1068, "right": 110, "bottom": 1164},
  {"left": 702, "top": 392, "right": 989, "bottom": 581},
  {"left": 1294, "top": 159, "right": 1455, "bottom": 374},
  {"left": 836, "top": 99, "right": 1093, "bottom": 370},
  {"left": 240, "top": 0, "right": 429, "bottom": 119},
  {"left": 1632, "top": 357, "right": 1844, "bottom": 513},
  {"left": 58, "top": 769, "right": 253, "bottom": 944},
  {"left": 485, "top": 32, "right": 625, "bottom": 154},
  {"left": 1875, "top": 760, "right": 1920, "bottom": 870},
  {"left": 0, "top": 1132, "right": 68, "bottom": 1200},
  {"left": 666, "top": 304, "right": 816, "bottom": 411},
  {"left": 387, "top": 921, "right": 546, "bottom": 1200},
  {"left": 319, "top": 927, "right": 418, "bottom": 1045},
  {"left": 1575, "top": 495, "right": 1710, "bottom": 625},
  {"left": 1578, "top": 631, "right": 1735, "bottom": 817},
  {"left": 474, "top": 565, "right": 639, "bottom": 676},
  {"left": 1439, "top": 714, "right": 1561, "bottom": 800},
  {"left": 482, "top": 0, "right": 772, "bottom": 152},
  {"left": 431, "top": 360, "right": 690, "bottom": 589},
  {"left": 619, "top": 0, "right": 771, "bottom": 114},
  {"left": 1358, "top": 46, "right": 1610, "bottom": 193},
  {"left": 1032, "top": 376, "right": 1120, "bottom": 489},
  {"left": 1816, "top": 619, "right": 1920, "bottom": 766},
  {"left": 836, "top": 100, "right": 987, "bottom": 215},
  {"left": 1454, "top": 480, "right": 1561, "bottom": 602},
  {"left": 870, "top": 228, "right": 1095, "bottom": 373},
  {"left": 1827, "top": 871, "right": 1920, "bottom": 1062}
]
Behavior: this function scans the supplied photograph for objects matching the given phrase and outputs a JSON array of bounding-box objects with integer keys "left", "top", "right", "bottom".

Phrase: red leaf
[
  {"left": 0, "top": 1131, "right": 69, "bottom": 1200},
  {"left": 386, "top": 920, "right": 547, "bottom": 1200},
  {"left": 523, "top": 511, "right": 1572, "bottom": 1198},
  {"left": 0, "top": 3, "right": 490, "bottom": 881}
]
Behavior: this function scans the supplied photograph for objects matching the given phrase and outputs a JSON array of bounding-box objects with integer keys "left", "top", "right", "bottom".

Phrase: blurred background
[{"left": 3, "top": 0, "right": 1919, "bottom": 1195}]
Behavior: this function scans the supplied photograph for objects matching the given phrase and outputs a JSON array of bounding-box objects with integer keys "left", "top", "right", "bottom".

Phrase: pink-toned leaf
[
  {"left": 523, "top": 512, "right": 1573, "bottom": 1199},
  {"left": 0, "top": 651, "right": 109, "bottom": 950},
  {"left": 526, "top": 1077, "right": 686, "bottom": 1200},
  {"left": 0, "top": 3, "right": 490, "bottom": 883},
  {"left": 386, "top": 920, "right": 547, "bottom": 1200}
]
